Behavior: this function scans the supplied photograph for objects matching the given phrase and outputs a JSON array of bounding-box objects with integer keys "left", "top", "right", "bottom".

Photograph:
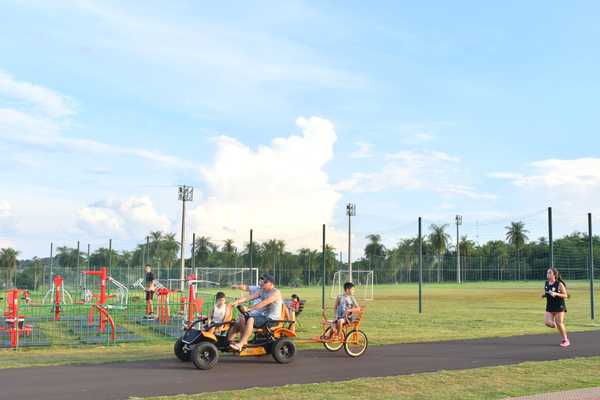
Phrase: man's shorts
[
  {"left": 248, "top": 312, "right": 269, "bottom": 328},
  {"left": 145, "top": 290, "right": 154, "bottom": 301}
]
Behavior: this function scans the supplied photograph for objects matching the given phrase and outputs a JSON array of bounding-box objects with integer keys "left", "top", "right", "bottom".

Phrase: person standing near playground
[
  {"left": 144, "top": 265, "right": 156, "bottom": 318},
  {"left": 543, "top": 266, "right": 570, "bottom": 347}
]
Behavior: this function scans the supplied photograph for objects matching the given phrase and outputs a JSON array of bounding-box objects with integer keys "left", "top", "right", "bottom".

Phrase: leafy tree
[
  {"left": 505, "top": 221, "right": 529, "bottom": 278},
  {"left": 429, "top": 224, "right": 450, "bottom": 283},
  {"left": 1, "top": 247, "right": 19, "bottom": 288}
]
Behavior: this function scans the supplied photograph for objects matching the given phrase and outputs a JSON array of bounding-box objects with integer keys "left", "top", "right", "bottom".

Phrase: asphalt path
[{"left": 2, "top": 330, "right": 600, "bottom": 400}]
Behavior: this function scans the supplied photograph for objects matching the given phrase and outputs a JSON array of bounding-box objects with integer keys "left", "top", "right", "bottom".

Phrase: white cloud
[
  {"left": 0, "top": 69, "right": 75, "bottom": 118},
  {"left": 0, "top": 201, "right": 17, "bottom": 234},
  {"left": 337, "top": 150, "right": 462, "bottom": 193},
  {"left": 435, "top": 184, "right": 497, "bottom": 200},
  {"left": 337, "top": 149, "right": 496, "bottom": 201},
  {"left": 0, "top": 70, "right": 199, "bottom": 170},
  {"left": 189, "top": 117, "right": 344, "bottom": 251},
  {"left": 489, "top": 157, "right": 600, "bottom": 233},
  {"left": 350, "top": 142, "right": 374, "bottom": 159},
  {"left": 487, "top": 172, "right": 524, "bottom": 180},
  {"left": 516, "top": 158, "right": 600, "bottom": 188},
  {"left": 78, "top": 196, "right": 171, "bottom": 238},
  {"left": 64, "top": 1, "right": 367, "bottom": 90},
  {"left": 490, "top": 158, "right": 600, "bottom": 189}
]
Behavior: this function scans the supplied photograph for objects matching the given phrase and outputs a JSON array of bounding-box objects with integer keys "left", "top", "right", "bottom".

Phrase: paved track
[{"left": 2, "top": 330, "right": 600, "bottom": 400}]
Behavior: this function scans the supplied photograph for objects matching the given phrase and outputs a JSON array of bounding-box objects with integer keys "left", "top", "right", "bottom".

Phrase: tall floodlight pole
[
  {"left": 346, "top": 203, "right": 356, "bottom": 283},
  {"left": 178, "top": 185, "right": 194, "bottom": 291},
  {"left": 145, "top": 236, "right": 150, "bottom": 266},
  {"left": 322, "top": 224, "right": 326, "bottom": 310},
  {"left": 49, "top": 242, "right": 54, "bottom": 287},
  {"left": 191, "top": 233, "right": 196, "bottom": 272},
  {"left": 76, "top": 241, "right": 80, "bottom": 286},
  {"left": 418, "top": 217, "right": 423, "bottom": 314},
  {"left": 456, "top": 215, "right": 462, "bottom": 284},
  {"left": 588, "top": 213, "right": 595, "bottom": 320}
]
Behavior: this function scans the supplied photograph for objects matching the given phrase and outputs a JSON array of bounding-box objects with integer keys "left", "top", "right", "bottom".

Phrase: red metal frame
[
  {"left": 1, "top": 289, "right": 33, "bottom": 348},
  {"left": 157, "top": 287, "right": 170, "bottom": 324},
  {"left": 53, "top": 275, "right": 63, "bottom": 321},
  {"left": 82, "top": 267, "right": 116, "bottom": 339}
]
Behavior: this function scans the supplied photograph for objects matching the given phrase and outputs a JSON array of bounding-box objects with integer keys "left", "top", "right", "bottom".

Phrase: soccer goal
[
  {"left": 330, "top": 270, "right": 375, "bottom": 300},
  {"left": 195, "top": 267, "right": 260, "bottom": 287}
]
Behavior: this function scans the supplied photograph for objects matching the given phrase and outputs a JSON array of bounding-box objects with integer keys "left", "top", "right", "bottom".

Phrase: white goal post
[
  {"left": 194, "top": 267, "right": 260, "bottom": 287},
  {"left": 330, "top": 269, "right": 374, "bottom": 300}
]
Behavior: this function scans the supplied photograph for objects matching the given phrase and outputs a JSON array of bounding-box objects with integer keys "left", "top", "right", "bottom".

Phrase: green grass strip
[{"left": 142, "top": 356, "right": 600, "bottom": 400}]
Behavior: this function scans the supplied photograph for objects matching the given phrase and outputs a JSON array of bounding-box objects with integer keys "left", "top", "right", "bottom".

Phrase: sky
[{"left": 1, "top": 1, "right": 600, "bottom": 259}]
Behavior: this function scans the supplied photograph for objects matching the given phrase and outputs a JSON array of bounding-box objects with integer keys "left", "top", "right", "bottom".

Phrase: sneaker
[{"left": 560, "top": 339, "right": 571, "bottom": 347}]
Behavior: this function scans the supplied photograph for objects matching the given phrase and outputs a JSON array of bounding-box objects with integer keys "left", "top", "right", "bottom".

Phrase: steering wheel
[{"left": 237, "top": 304, "right": 250, "bottom": 319}]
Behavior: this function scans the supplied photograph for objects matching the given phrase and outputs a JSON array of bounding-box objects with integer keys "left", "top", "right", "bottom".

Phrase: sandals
[{"left": 229, "top": 342, "right": 246, "bottom": 352}]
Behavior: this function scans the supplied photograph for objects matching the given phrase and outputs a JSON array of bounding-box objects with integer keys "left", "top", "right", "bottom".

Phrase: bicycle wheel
[
  {"left": 343, "top": 329, "right": 368, "bottom": 357},
  {"left": 322, "top": 326, "right": 344, "bottom": 352}
]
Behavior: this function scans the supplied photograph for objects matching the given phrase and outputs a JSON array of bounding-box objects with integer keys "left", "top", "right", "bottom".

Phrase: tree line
[{"left": 2, "top": 221, "right": 600, "bottom": 289}]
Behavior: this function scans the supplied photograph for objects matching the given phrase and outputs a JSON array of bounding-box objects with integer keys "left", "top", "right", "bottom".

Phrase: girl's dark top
[
  {"left": 145, "top": 272, "right": 155, "bottom": 287},
  {"left": 545, "top": 280, "right": 567, "bottom": 313}
]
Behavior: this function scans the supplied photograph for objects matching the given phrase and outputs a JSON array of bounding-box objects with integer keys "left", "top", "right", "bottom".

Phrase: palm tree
[
  {"left": 505, "top": 221, "right": 529, "bottom": 279},
  {"left": 149, "top": 230, "right": 163, "bottom": 268},
  {"left": 195, "top": 236, "right": 214, "bottom": 267},
  {"left": 364, "top": 234, "right": 386, "bottom": 268},
  {"left": 429, "top": 224, "right": 450, "bottom": 283},
  {"left": 298, "top": 248, "right": 311, "bottom": 285},
  {"left": 222, "top": 239, "right": 237, "bottom": 267},
  {"left": 161, "top": 233, "right": 180, "bottom": 270},
  {"left": 0, "top": 247, "right": 19, "bottom": 288}
]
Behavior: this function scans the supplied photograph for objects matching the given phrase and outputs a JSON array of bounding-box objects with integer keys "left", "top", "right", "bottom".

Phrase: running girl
[{"left": 543, "top": 266, "right": 570, "bottom": 347}]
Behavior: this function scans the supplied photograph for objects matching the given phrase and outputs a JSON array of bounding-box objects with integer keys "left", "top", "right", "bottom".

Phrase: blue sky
[{"left": 1, "top": 1, "right": 600, "bottom": 258}]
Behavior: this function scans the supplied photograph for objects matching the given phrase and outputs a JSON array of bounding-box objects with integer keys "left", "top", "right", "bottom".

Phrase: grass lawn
[
  {"left": 2, "top": 281, "right": 598, "bottom": 368},
  {"left": 141, "top": 356, "right": 600, "bottom": 400}
]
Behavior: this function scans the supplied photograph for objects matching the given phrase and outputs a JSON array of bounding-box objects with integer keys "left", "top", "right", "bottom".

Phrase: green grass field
[
  {"left": 144, "top": 356, "right": 600, "bottom": 400},
  {"left": 1, "top": 281, "right": 598, "bottom": 369}
]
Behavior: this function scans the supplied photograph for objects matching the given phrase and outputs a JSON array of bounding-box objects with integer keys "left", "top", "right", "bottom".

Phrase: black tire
[
  {"left": 322, "top": 327, "right": 344, "bottom": 352},
  {"left": 271, "top": 338, "right": 296, "bottom": 364},
  {"left": 191, "top": 341, "right": 219, "bottom": 370},
  {"left": 174, "top": 338, "right": 191, "bottom": 362},
  {"left": 343, "top": 329, "right": 368, "bottom": 358}
]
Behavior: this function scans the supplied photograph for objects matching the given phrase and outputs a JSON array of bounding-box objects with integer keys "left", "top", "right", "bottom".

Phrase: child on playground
[
  {"left": 144, "top": 265, "right": 156, "bottom": 319},
  {"left": 543, "top": 266, "right": 570, "bottom": 347},
  {"left": 208, "top": 292, "right": 230, "bottom": 334}
]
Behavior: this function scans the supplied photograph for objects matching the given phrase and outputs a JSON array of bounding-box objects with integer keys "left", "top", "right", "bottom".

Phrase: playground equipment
[
  {"left": 0, "top": 289, "right": 33, "bottom": 348},
  {"left": 81, "top": 267, "right": 128, "bottom": 309},
  {"left": 42, "top": 275, "right": 73, "bottom": 320},
  {"left": 166, "top": 278, "right": 217, "bottom": 292},
  {"left": 80, "top": 267, "right": 128, "bottom": 340},
  {"left": 157, "top": 287, "right": 171, "bottom": 325},
  {"left": 175, "top": 304, "right": 296, "bottom": 370},
  {"left": 179, "top": 275, "right": 205, "bottom": 327},
  {"left": 133, "top": 278, "right": 165, "bottom": 291}
]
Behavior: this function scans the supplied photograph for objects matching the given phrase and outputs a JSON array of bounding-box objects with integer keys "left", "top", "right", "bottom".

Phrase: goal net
[
  {"left": 194, "top": 267, "right": 260, "bottom": 287},
  {"left": 330, "top": 270, "right": 374, "bottom": 300}
]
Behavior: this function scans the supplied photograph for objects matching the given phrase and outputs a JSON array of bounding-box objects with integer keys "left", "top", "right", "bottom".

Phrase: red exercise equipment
[{"left": 0, "top": 289, "right": 33, "bottom": 348}]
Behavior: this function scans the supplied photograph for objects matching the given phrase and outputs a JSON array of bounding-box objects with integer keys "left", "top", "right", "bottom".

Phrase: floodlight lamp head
[
  {"left": 346, "top": 203, "right": 356, "bottom": 216},
  {"left": 178, "top": 185, "right": 194, "bottom": 201}
]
